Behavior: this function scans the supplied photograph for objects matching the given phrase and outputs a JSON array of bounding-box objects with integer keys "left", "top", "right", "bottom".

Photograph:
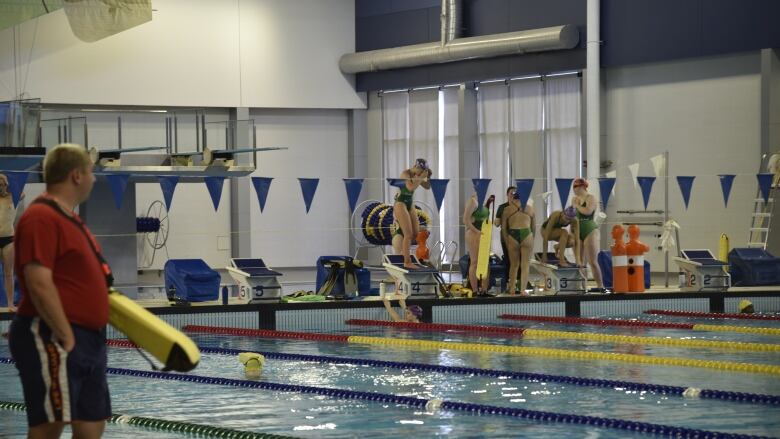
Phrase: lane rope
[
  {"left": 346, "top": 319, "right": 780, "bottom": 352},
  {"left": 0, "top": 400, "right": 297, "bottom": 439},
  {"left": 96, "top": 342, "right": 780, "bottom": 406},
  {"left": 345, "top": 319, "right": 526, "bottom": 335},
  {"left": 499, "top": 314, "right": 780, "bottom": 337},
  {"left": 0, "top": 363, "right": 766, "bottom": 439},
  {"left": 182, "top": 325, "right": 780, "bottom": 376},
  {"left": 644, "top": 310, "right": 780, "bottom": 321}
]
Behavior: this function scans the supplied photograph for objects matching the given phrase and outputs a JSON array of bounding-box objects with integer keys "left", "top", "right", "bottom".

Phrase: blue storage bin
[{"left": 164, "top": 259, "right": 220, "bottom": 302}]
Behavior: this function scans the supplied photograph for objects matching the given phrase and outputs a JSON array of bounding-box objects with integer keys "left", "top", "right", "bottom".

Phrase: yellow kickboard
[
  {"left": 109, "top": 290, "right": 200, "bottom": 372},
  {"left": 476, "top": 219, "right": 493, "bottom": 281}
]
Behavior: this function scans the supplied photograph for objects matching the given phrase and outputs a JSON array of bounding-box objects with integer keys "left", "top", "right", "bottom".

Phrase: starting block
[
  {"left": 674, "top": 249, "right": 730, "bottom": 292},
  {"left": 530, "top": 252, "right": 586, "bottom": 295},
  {"left": 226, "top": 258, "right": 283, "bottom": 303},
  {"left": 382, "top": 255, "right": 439, "bottom": 298}
]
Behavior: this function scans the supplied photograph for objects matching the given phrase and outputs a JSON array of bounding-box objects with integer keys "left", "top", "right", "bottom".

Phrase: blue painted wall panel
[{"left": 354, "top": 0, "right": 776, "bottom": 91}]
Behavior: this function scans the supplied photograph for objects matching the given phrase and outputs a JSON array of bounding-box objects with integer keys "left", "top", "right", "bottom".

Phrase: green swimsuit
[
  {"left": 541, "top": 213, "right": 568, "bottom": 231},
  {"left": 576, "top": 202, "right": 598, "bottom": 241},
  {"left": 394, "top": 186, "right": 414, "bottom": 210},
  {"left": 508, "top": 228, "right": 532, "bottom": 243},
  {"left": 394, "top": 185, "right": 415, "bottom": 237},
  {"left": 471, "top": 206, "right": 489, "bottom": 231}
]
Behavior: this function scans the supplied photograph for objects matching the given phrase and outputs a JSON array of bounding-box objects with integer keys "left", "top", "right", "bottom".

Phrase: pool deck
[{"left": 5, "top": 288, "right": 778, "bottom": 332}]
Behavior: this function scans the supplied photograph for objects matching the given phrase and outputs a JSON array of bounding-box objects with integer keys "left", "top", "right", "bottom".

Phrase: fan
[{"left": 138, "top": 200, "right": 170, "bottom": 268}]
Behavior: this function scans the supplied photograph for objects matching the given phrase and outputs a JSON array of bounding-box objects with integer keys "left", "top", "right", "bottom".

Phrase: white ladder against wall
[{"left": 747, "top": 153, "right": 777, "bottom": 249}]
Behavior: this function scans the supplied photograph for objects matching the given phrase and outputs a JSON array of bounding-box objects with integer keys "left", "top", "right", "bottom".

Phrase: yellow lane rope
[
  {"left": 521, "top": 329, "right": 780, "bottom": 352},
  {"left": 692, "top": 324, "right": 780, "bottom": 337},
  {"left": 346, "top": 336, "right": 780, "bottom": 376}
]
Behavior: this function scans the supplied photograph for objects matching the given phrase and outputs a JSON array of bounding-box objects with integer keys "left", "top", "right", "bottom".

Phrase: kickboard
[
  {"left": 109, "top": 290, "right": 200, "bottom": 372},
  {"left": 476, "top": 218, "right": 493, "bottom": 281}
]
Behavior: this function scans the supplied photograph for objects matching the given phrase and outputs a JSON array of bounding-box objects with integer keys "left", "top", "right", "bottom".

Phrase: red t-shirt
[{"left": 15, "top": 197, "right": 110, "bottom": 331}]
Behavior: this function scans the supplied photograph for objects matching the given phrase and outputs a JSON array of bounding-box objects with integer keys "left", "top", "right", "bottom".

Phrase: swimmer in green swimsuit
[
  {"left": 463, "top": 194, "right": 493, "bottom": 293},
  {"left": 572, "top": 178, "right": 604, "bottom": 290},
  {"left": 501, "top": 192, "right": 534, "bottom": 295},
  {"left": 393, "top": 158, "right": 432, "bottom": 269},
  {"left": 540, "top": 206, "right": 580, "bottom": 267}
]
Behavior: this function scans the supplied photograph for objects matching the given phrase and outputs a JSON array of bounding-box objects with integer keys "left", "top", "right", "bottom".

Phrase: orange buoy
[
  {"left": 611, "top": 224, "right": 628, "bottom": 293},
  {"left": 626, "top": 224, "right": 650, "bottom": 293},
  {"left": 415, "top": 229, "right": 431, "bottom": 262}
]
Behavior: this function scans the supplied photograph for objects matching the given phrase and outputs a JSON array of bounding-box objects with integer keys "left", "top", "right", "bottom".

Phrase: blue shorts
[{"left": 8, "top": 316, "right": 111, "bottom": 427}]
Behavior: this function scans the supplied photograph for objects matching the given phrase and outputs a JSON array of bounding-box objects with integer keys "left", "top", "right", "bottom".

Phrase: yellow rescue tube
[{"left": 108, "top": 289, "right": 200, "bottom": 372}]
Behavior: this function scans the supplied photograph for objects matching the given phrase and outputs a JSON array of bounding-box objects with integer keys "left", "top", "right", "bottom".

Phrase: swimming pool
[{"left": 1, "top": 312, "right": 779, "bottom": 438}]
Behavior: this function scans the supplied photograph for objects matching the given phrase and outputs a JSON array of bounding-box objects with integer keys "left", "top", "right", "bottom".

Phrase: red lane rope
[
  {"left": 183, "top": 325, "right": 350, "bottom": 342},
  {"left": 644, "top": 309, "right": 780, "bottom": 321},
  {"left": 346, "top": 319, "right": 526, "bottom": 336},
  {"left": 498, "top": 314, "right": 694, "bottom": 330},
  {"left": 107, "top": 339, "right": 138, "bottom": 348}
]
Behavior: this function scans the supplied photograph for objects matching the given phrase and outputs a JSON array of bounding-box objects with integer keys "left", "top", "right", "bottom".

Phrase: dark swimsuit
[
  {"left": 471, "top": 206, "right": 489, "bottom": 231},
  {"left": 505, "top": 208, "right": 532, "bottom": 244},
  {"left": 0, "top": 236, "right": 12, "bottom": 250},
  {"left": 395, "top": 186, "right": 414, "bottom": 210}
]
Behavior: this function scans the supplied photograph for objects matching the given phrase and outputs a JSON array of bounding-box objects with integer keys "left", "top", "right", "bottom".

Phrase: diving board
[
  {"left": 202, "top": 146, "right": 288, "bottom": 167},
  {"left": 89, "top": 146, "right": 167, "bottom": 167}
]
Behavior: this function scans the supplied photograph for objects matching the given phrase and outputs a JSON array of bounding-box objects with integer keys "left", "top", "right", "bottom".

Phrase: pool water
[{"left": 1, "top": 313, "right": 779, "bottom": 438}]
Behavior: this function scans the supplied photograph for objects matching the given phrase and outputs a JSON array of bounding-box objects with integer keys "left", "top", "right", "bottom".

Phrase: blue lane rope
[
  {"left": 170, "top": 347, "right": 780, "bottom": 406},
  {"left": 0, "top": 358, "right": 769, "bottom": 438},
  {"left": 8, "top": 344, "right": 780, "bottom": 407},
  {"left": 89, "top": 367, "right": 780, "bottom": 439}
]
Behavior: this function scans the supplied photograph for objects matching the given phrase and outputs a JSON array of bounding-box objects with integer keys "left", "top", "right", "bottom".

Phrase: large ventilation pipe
[
  {"left": 441, "top": 0, "right": 462, "bottom": 45},
  {"left": 340, "top": 25, "right": 578, "bottom": 74}
]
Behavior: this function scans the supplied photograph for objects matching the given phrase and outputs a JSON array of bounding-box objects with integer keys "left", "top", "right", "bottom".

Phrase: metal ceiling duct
[
  {"left": 340, "top": 24, "right": 579, "bottom": 74},
  {"left": 441, "top": 0, "right": 461, "bottom": 44}
]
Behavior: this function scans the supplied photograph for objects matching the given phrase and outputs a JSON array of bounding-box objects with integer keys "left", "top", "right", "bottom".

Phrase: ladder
[{"left": 747, "top": 153, "right": 776, "bottom": 249}]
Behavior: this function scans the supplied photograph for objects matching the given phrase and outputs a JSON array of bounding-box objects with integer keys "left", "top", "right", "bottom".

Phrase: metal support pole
[
  {"left": 117, "top": 116, "right": 123, "bottom": 149},
  {"left": 201, "top": 114, "right": 207, "bottom": 149},
  {"left": 585, "top": 0, "right": 600, "bottom": 182},
  {"left": 195, "top": 112, "right": 200, "bottom": 152},
  {"left": 174, "top": 115, "right": 178, "bottom": 153},
  {"left": 67, "top": 116, "right": 73, "bottom": 143},
  {"left": 664, "top": 150, "right": 670, "bottom": 287},
  {"left": 253, "top": 124, "right": 258, "bottom": 168}
]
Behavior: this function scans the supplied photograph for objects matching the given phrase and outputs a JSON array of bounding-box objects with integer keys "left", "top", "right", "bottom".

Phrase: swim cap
[
  {"left": 739, "top": 300, "right": 754, "bottom": 314},
  {"left": 564, "top": 206, "right": 576, "bottom": 219},
  {"left": 414, "top": 158, "right": 429, "bottom": 171},
  {"left": 407, "top": 305, "right": 423, "bottom": 319},
  {"left": 573, "top": 178, "right": 588, "bottom": 189}
]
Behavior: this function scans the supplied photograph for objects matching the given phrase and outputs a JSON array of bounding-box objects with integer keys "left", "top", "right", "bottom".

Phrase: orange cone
[
  {"left": 611, "top": 225, "right": 628, "bottom": 293},
  {"left": 626, "top": 224, "right": 650, "bottom": 293}
]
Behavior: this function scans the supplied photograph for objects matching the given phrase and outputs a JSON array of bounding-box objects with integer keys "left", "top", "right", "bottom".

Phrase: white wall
[
  {"left": 41, "top": 108, "right": 234, "bottom": 271},
  {"left": 604, "top": 52, "right": 761, "bottom": 269},
  {"left": 0, "top": 0, "right": 365, "bottom": 109},
  {"left": 249, "top": 108, "right": 350, "bottom": 267}
]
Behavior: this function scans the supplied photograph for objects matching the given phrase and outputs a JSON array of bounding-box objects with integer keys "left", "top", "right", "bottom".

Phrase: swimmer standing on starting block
[{"left": 393, "top": 158, "right": 432, "bottom": 269}]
